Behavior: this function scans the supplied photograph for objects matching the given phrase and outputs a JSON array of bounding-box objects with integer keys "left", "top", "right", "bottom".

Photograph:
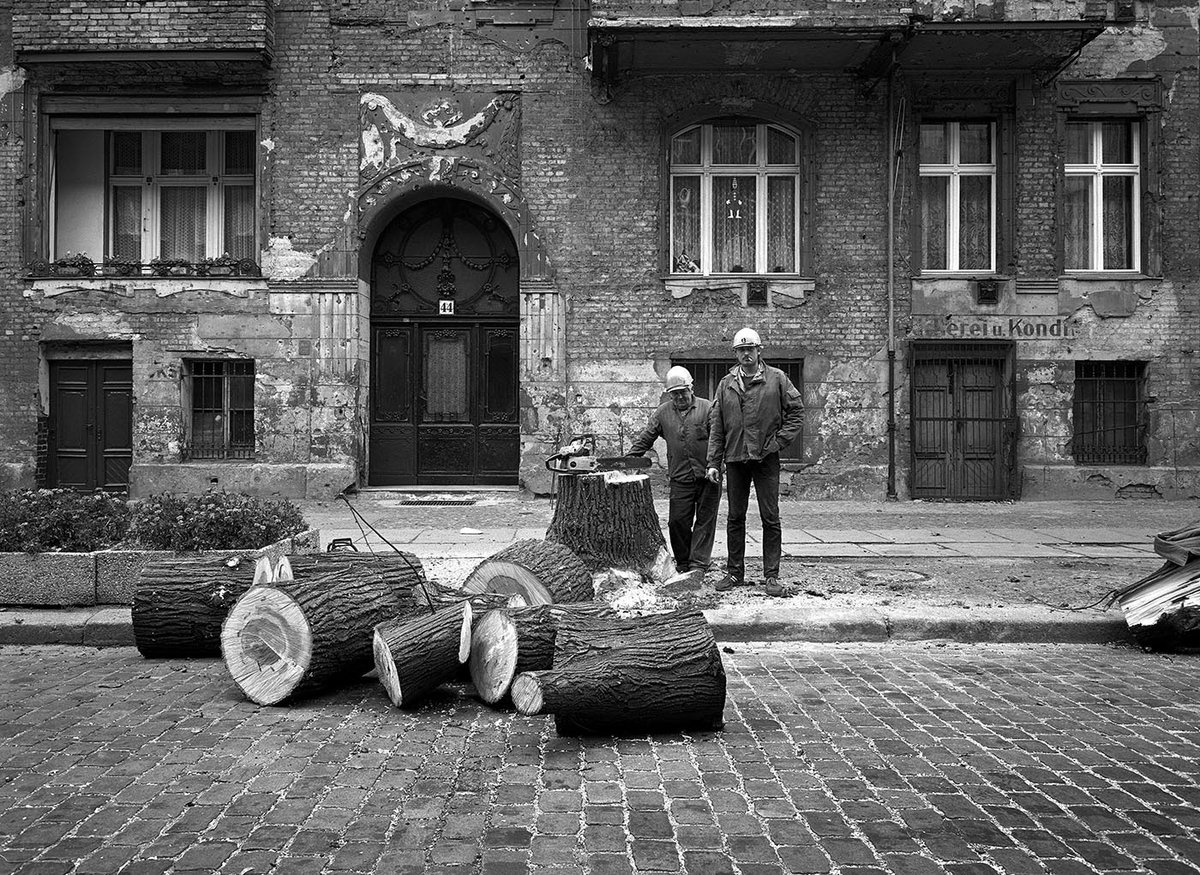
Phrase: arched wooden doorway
[{"left": 368, "top": 197, "right": 519, "bottom": 486}]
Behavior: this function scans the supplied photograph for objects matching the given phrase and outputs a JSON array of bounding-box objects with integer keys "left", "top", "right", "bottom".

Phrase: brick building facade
[{"left": 0, "top": 0, "right": 1196, "bottom": 500}]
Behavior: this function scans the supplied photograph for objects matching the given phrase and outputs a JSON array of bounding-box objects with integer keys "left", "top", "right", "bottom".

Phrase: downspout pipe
[{"left": 886, "top": 61, "right": 898, "bottom": 501}]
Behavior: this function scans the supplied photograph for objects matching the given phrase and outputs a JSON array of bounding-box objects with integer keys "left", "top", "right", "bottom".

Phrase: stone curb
[{"left": 0, "top": 605, "right": 1132, "bottom": 647}]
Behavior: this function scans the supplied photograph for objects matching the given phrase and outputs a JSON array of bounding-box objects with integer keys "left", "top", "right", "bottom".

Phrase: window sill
[
  {"left": 1060, "top": 272, "right": 1159, "bottom": 281},
  {"left": 25, "top": 276, "right": 270, "bottom": 300},
  {"left": 663, "top": 275, "right": 814, "bottom": 309}
]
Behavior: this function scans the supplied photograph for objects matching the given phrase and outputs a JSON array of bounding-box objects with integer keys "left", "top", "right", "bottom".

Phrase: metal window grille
[
  {"left": 672, "top": 358, "right": 804, "bottom": 462},
  {"left": 186, "top": 360, "right": 255, "bottom": 460},
  {"left": 1073, "top": 360, "right": 1147, "bottom": 465}
]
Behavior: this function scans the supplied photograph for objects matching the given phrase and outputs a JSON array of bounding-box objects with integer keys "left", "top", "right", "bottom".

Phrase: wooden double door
[
  {"left": 910, "top": 342, "right": 1018, "bottom": 500},
  {"left": 47, "top": 360, "right": 133, "bottom": 491},
  {"left": 369, "top": 320, "right": 518, "bottom": 486}
]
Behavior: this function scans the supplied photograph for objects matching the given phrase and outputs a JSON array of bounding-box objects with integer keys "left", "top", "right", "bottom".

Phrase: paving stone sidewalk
[{"left": 1, "top": 643, "right": 1198, "bottom": 874}]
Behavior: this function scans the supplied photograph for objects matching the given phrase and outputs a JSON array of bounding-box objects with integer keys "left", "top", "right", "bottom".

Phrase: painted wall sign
[{"left": 943, "top": 317, "right": 1076, "bottom": 339}]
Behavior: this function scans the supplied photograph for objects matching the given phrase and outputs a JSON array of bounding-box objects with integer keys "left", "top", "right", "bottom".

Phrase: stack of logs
[{"left": 131, "top": 471, "right": 726, "bottom": 734}]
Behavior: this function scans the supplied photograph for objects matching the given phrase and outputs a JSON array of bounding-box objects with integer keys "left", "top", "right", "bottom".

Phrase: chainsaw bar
[{"left": 547, "top": 455, "right": 653, "bottom": 475}]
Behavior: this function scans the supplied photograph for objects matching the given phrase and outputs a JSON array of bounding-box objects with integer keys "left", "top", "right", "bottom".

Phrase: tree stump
[
  {"left": 461, "top": 540, "right": 593, "bottom": 605},
  {"left": 545, "top": 473, "right": 668, "bottom": 576},
  {"left": 509, "top": 608, "right": 726, "bottom": 735},
  {"left": 134, "top": 552, "right": 422, "bottom": 659},
  {"left": 220, "top": 551, "right": 426, "bottom": 705},
  {"left": 373, "top": 603, "right": 472, "bottom": 708},
  {"left": 468, "top": 602, "right": 616, "bottom": 705}
]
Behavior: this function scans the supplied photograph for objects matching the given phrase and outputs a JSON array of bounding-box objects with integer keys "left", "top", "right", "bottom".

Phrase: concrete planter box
[{"left": 0, "top": 529, "right": 321, "bottom": 607}]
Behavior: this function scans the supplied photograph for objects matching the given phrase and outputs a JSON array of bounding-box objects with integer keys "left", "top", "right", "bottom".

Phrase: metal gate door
[
  {"left": 910, "top": 341, "right": 1018, "bottom": 500},
  {"left": 48, "top": 360, "right": 133, "bottom": 491}
]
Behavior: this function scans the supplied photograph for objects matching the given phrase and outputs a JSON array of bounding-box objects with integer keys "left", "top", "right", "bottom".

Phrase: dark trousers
[
  {"left": 668, "top": 477, "right": 721, "bottom": 572},
  {"left": 725, "top": 453, "right": 782, "bottom": 580}
]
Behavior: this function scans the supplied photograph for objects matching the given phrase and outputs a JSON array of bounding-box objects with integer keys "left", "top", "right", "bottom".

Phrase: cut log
[
  {"left": 220, "top": 552, "right": 427, "bottom": 705},
  {"left": 373, "top": 602, "right": 473, "bottom": 708},
  {"left": 509, "top": 608, "right": 726, "bottom": 735},
  {"left": 461, "top": 539, "right": 593, "bottom": 605},
  {"left": 546, "top": 474, "right": 667, "bottom": 576},
  {"left": 414, "top": 580, "right": 528, "bottom": 621},
  {"left": 134, "top": 552, "right": 424, "bottom": 659},
  {"left": 1154, "top": 521, "right": 1200, "bottom": 566},
  {"left": 468, "top": 602, "right": 616, "bottom": 705}
]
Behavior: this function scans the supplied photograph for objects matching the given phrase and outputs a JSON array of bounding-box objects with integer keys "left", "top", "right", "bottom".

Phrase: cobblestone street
[{"left": 1, "top": 643, "right": 1198, "bottom": 875}]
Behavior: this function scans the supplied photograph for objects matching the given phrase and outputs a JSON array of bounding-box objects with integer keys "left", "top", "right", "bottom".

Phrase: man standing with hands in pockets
[{"left": 706, "top": 328, "right": 805, "bottom": 598}]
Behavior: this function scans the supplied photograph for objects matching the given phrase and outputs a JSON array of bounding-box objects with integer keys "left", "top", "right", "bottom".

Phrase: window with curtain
[
  {"left": 184, "top": 359, "right": 255, "bottom": 460},
  {"left": 109, "top": 129, "right": 256, "bottom": 264},
  {"left": 669, "top": 119, "right": 802, "bottom": 276},
  {"left": 918, "top": 121, "right": 997, "bottom": 273},
  {"left": 1064, "top": 120, "right": 1141, "bottom": 272}
]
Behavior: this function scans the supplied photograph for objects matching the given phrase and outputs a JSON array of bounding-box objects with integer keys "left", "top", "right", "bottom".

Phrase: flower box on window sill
[{"left": 662, "top": 276, "right": 814, "bottom": 309}]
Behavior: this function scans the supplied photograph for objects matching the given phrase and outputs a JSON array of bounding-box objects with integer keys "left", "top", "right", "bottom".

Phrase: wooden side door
[{"left": 48, "top": 361, "right": 132, "bottom": 491}]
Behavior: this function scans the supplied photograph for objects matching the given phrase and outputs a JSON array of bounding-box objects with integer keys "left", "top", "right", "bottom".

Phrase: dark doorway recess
[
  {"left": 48, "top": 359, "right": 133, "bottom": 491},
  {"left": 910, "top": 340, "right": 1018, "bottom": 500},
  {"left": 369, "top": 197, "right": 520, "bottom": 486}
]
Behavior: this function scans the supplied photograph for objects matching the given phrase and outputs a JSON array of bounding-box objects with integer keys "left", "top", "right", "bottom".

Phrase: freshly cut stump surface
[
  {"left": 468, "top": 602, "right": 616, "bottom": 705},
  {"left": 221, "top": 552, "right": 426, "bottom": 705},
  {"left": 461, "top": 540, "right": 592, "bottom": 604},
  {"left": 545, "top": 474, "right": 666, "bottom": 574},
  {"left": 373, "top": 602, "right": 472, "bottom": 708}
]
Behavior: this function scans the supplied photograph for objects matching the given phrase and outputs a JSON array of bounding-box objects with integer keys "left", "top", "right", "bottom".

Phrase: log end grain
[
  {"left": 221, "top": 587, "right": 312, "bottom": 706},
  {"left": 461, "top": 559, "right": 553, "bottom": 605},
  {"left": 468, "top": 610, "right": 520, "bottom": 705},
  {"left": 510, "top": 672, "right": 544, "bottom": 715},
  {"left": 373, "top": 626, "right": 404, "bottom": 707},
  {"left": 459, "top": 602, "right": 473, "bottom": 664}
]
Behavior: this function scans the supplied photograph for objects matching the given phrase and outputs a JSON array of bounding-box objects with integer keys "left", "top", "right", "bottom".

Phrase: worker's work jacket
[
  {"left": 706, "top": 362, "right": 805, "bottom": 467},
  {"left": 628, "top": 397, "right": 713, "bottom": 484}
]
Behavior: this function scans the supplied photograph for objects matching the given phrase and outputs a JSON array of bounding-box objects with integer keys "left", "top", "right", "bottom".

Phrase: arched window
[{"left": 669, "top": 119, "right": 802, "bottom": 276}]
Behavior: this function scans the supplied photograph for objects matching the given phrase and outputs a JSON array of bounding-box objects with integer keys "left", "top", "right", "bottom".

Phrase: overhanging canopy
[{"left": 589, "top": 16, "right": 1107, "bottom": 83}]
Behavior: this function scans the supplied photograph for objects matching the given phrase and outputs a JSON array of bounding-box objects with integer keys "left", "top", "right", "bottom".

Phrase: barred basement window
[
  {"left": 671, "top": 358, "right": 804, "bottom": 462},
  {"left": 185, "top": 360, "right": 255, "bottom": 460},
  {"left": 1072, "top": 360, "right": 1147, "bottom": 465}
]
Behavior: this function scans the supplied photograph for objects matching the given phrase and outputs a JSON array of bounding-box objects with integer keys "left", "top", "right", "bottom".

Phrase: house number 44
[{"left": 439, "top": 300, "right": 455, "bottom": 315}]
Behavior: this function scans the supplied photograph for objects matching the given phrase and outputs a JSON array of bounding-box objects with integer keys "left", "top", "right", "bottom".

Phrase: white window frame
[
  {"left": 48, "top": 116, "right": 257, "bottom": 264},
  {"left": 1064, "top": 120, "right": 1141, "bottom": 274},
  {"left": 918, "top": 121, "right": 998, "bottom": 275},
  {"left": 669, "top": 121, "right": 802, "bottom": 277}
]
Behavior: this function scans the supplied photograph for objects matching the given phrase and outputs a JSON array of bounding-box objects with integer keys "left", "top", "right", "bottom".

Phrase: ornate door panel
[
  {"left": 48, "top": 361, "right": 132, "bottom": 491},
  {"left": 369, "top": 196, "right": 520, "bottom": 487}
]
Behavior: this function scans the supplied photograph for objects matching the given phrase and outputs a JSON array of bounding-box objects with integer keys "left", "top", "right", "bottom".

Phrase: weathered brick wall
[{"left": 11, "top": 1, "right": 272, "bottom": 55}]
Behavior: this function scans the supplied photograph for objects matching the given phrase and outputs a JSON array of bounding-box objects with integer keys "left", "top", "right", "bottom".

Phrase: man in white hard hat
[
  {"left": 705, "top": 328, "right": 804, "bottom": 597},
  {"left": 628, "top": 365, "right": 720, "bottom": 579}
]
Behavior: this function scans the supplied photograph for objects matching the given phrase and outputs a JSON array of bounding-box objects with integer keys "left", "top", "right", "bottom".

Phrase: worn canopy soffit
[{"left": 588, "top": 17, "right": 1106, "bottom": 79}]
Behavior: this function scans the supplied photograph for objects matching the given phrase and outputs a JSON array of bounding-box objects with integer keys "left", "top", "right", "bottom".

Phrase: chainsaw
[{"left": 544, "top": 434, "right": 652, "bottom": 475}]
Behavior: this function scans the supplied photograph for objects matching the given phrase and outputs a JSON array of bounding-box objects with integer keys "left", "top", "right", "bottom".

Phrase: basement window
[
  {"left": 1072, "top": 360, "right": 1147, "bottom": 465},
  {"left": 671, "top": 358, "right": 804, "bottom": 462},
  {"left": 184, "top": 359, "right": 256, "bottom": 461},
  {"left": 47, "top": 118, "right": 259, "bottom": 274}
]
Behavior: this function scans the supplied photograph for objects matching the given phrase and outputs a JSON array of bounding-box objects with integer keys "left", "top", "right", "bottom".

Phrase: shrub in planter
[
  {"left": 129, "top": 492, "right": 308, "bottom": 551},
  {"left": 0, "top": 489, "right": 132, "bottom": 553}
]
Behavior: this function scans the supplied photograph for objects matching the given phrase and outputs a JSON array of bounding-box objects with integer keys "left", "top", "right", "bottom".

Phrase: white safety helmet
[
  {"left": 665, "top": 365, "right": 694, "bottom": 393},
  {"left": 732, "top": 327, "right": 762, "bottom": 348}
]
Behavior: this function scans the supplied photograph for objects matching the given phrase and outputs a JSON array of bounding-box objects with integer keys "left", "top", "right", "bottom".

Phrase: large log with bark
[
  {"left": 134, "top": 552, "right": 423, "bottom": 658},
  {"left": 373, "top": 603, "right": 472, "bottom": 708},
  {"left": 461, "top": 539, "right": 593, "bottom": 605},
  {"left": 545, "top": 473, "right": 669, "bottom": 576},
  {"left": 468, "top": 602, "right": 616, "bottom": 705},
  {"left": 220, "top": 552, "right": 427, "bottom": 704},
  {"left": 509, "top": 608, "right": 726, "bottom": 735}
]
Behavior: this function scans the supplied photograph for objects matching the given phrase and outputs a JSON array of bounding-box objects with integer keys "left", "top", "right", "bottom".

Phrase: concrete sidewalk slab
[
  {"left": 783, "top": 544, "right": 875, "bottom": 558},
  {"left": 1055, "top": 544, "right": 1157, "bottom": 559},
  {"left": 944, "top": 542, "right": 1081, "bottom": 558},
  {"left": 1039, "top": 527, "right": 1156, "bottom": 544},
  {"left": 807, "top": 529, "right": 893, "bottom": 543},
  {"left": 860, "top": 543, "right": 962, "bottom": 558}
]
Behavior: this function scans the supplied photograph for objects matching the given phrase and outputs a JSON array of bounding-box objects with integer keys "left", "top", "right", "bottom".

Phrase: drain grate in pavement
[{"left": 397, "top": 499, "right": 478, "bottom": 507}]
